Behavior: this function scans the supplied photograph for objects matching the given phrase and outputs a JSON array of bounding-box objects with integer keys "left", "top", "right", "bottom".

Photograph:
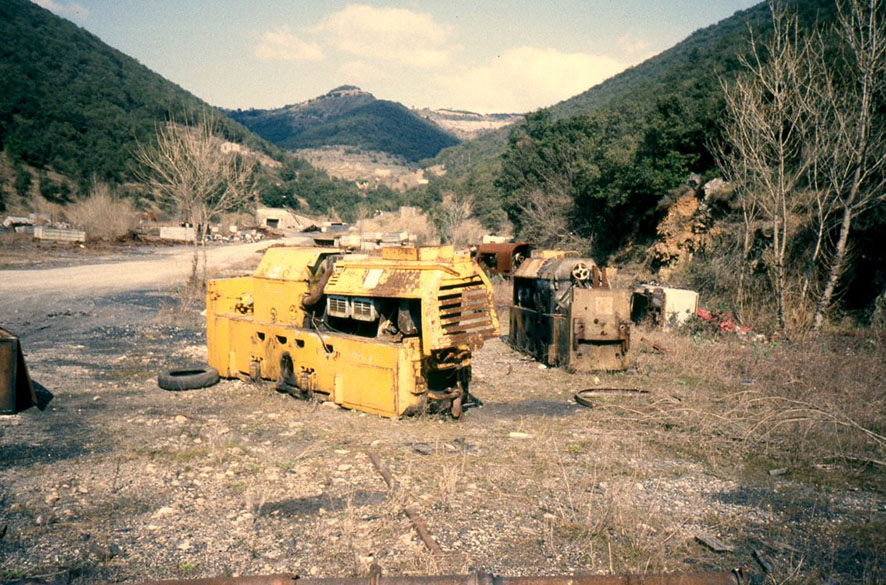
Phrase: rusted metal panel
[
  {"left": 476, "top": 242, "right": 533, "bottom": 277},
  {"left": 431, "top": 276, "right": 499, "bottom": 352},
  {"left": 631, "top": 285, "right": 699, "bottom": 328},
  {"left": 512, "top": 257, "right": 549, "bottom": 280},
  {"left": 122, "top": 569, "right": 748, "bottom": 585},
  {"left": 254, "top": 247, "right": 341, "bottom": 282},
  {"left": 509, "top": 306, "right": 568, "bottom": 366}
]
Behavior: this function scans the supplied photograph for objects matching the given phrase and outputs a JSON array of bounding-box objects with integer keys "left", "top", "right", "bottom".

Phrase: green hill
[
  {"left": 429, "top": 0, "right": 843, "bottom": 250},
  {"left": 431, "top": 0, "right": 837, "bottom": 178},
  {"left": 429, "top": 0, "right": 886, "bottom": 325},
  {"left": 0, "top": 0, "right": 270, "bottom": 199},
  {"left": 229, "top": 87, "right": 460, "bottom": 163},
  {"left": 0, "top": 0, "right": 387, "bottom": 221}
]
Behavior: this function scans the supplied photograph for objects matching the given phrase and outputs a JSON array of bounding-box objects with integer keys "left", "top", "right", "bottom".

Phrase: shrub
[{"left": 64, "top": 183, "right": 139, "bottom": 241}]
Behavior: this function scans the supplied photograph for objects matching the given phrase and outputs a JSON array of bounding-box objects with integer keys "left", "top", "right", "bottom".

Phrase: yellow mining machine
[{"left": 206, "top": 246, "right": 500, "bottom": 418}]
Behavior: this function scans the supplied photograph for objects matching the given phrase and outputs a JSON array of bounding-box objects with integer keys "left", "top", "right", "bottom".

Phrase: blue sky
[{"left": 34, "top": 0, "right": 760, "bottom": 113}]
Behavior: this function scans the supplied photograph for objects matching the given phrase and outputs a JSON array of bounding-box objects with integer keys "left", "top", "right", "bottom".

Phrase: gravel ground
[{"left": 0, "top": 246, "right": 883, "bottom": 585}]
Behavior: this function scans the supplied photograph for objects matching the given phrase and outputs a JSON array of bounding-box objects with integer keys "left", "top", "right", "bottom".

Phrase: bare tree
[
  {"left": 718, "top": 0, "right": 820, "bottom": 330},
  {"left": 136, "top": 114, "right": 256, "bottom": 286},
  {"left": 713, "top": 136, "right": 762, "bottom": 321},
  {"left": 810, "top": 0, "right": 886, "bottom": 331},
  {"left": 436, "top": 191, "right": 474, "bottom": 246},
  {"left": 517, "top": 185, "right": 590, "bottom": 253}
]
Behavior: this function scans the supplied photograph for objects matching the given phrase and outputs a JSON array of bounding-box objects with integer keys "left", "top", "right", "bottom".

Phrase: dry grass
[
  {"left": 626, "top": 326, "right": 886, "bottom": 478},
  {"left": 490, "top": 280, "right": 513, "bottom": 311},
  {"left": 64, "top": 183, "right": 139, "bottom": 241}
]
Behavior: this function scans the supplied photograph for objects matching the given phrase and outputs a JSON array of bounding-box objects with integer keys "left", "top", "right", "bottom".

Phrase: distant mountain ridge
[
  {"left": 416, "top": 108, "right": 522, "bottom": 140},
  {"left": 228, "top": 87, "right": 460, "bottom": 163}
]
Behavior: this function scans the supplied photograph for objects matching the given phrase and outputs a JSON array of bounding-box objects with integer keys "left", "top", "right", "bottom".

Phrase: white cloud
[
  {"left": 315, "top": 4, "right": 452, "bottom": 68},
  {"left": 338, "top": 60, "right": 386, "bottom": 84},
  {"left": 32, "top": 0, "right": 88, "bottom": 23},
  {"left": 254, "top": 26, "right": 324, "bottom": 62},
  {"left": 436, "top": 46, "right": 627, "bottom": 113},
  {"left": 617, "top": 34, "right": 654, "bottom": 59}
]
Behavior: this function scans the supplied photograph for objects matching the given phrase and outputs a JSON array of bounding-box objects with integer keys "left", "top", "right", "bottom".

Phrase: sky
[{"left": 33, "top": 0, "right": 760, "bottom": 113}]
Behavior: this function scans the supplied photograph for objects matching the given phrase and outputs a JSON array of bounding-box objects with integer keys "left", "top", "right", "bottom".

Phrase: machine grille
[
  {"left": 436, "top": 277, "right": 496, "bottom": 345},
  {"left": 326, "top": 296, "right": 378, "bottom": 322},
  {"left": 327, "top": 296, "right": 349, "bottom": 318},
  {"left": 351, "top": 298, "right": 378, "bottom": 321}
]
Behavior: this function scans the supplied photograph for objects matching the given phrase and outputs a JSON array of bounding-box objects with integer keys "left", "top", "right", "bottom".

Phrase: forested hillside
[
  {"left": 0, "top": 0, "right": 271, "bottom": 199},
  {"left": 0, "top": 1, "right": 398, "bottom": 220},
  {"left": 432, "top": 0, "right": 836, "bottom": 179},
  {"left": 229, "top": 88, "right": 459, "bottom": 163},
  {"left": 428, "top": 0, "right": 837, "bottom": 242}
]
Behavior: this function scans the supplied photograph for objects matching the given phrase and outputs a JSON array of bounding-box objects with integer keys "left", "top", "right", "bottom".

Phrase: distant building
[{"left": 256, "top": 207, "right": 315, "bottom": 231}]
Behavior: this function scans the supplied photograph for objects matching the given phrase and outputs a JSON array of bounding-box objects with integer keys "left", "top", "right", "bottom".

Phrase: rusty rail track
[{"left": 121, "top": 568, "right": 748, "bottom": 585}]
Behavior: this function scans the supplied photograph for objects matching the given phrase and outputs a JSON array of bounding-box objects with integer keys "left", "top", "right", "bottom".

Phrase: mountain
[
  {"left": 415, "top": 108, "right": 522, "bottom": 140},
  {"left": 228, "top": 87, "right": 460, "bottom": 163},
  {"left": 0, "top": 0, "right": 272, "bottom": 202}
]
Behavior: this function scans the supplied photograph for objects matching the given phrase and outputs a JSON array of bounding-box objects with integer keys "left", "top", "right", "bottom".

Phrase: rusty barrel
[{"left": 0, "top": 326, "right": 36, "bottom": 414}]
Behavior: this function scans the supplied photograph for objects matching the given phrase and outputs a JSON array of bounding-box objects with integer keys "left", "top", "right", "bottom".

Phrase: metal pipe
[
  {"left": 125, "top": 569, "right": 747, "bottom": 585},
  {"left": 366, "top": 450, "right": 444, "bottom": 556},
  {"left": 301, "top": 262, "right": 335, "bottom": 310}
]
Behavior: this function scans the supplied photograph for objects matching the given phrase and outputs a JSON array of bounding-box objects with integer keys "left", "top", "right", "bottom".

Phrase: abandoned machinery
[
  {"left": 509, "top": 253, "right": 631, "bottom": 372},
  {"left": 206, "top": 246, "right": 500, "bottom": 419}
]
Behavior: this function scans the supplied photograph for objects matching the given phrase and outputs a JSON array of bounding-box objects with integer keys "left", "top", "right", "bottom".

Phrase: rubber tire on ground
[
  {"left": 574, "top": 389, "right": 596, "bottom": 408},
  {"left": 158, "top": 365, "right": 220, "bottom": 391}
]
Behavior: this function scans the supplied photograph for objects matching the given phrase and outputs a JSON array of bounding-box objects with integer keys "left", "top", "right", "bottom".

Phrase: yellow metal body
[{"left": 206, "top": 246, "right": 500, "bottom": 418}]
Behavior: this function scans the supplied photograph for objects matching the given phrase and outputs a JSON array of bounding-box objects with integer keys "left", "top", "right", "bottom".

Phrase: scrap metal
[
  {"left": 475, "top": 242, "right": 534, "bottom": 278},
  {"left": 509, "top": 254, "right": 631, "bottom": 371},
  {"left": 0, "top": 326, "right": 36, "bottom": 414},
  {"left": 367, "top": 450, "right": 443, "bottom": 556},
  {"left": 118, "top": 568, "right": 748, "bottom": 585},
  {"left": 574, "top": 388, "right": 650, "bottom": 408},
  {"left": 631, "top": 285, "right": 698, "bottom": 329}
]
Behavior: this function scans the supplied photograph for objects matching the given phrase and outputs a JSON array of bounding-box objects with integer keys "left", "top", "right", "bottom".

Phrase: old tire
[
  {"left": 573, "top": 389, "right": 595, "bottom": 408},
  {"left": 158, "top": 365, "right": 219, "bottom": 391}
]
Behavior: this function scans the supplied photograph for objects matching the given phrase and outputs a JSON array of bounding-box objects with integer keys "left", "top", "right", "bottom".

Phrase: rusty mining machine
[
  {"left": 206, "top": 246, "right": 500, "bottom": 418},
  {"left": 509, "top": 252, "right": 631, "bottom": 371}
]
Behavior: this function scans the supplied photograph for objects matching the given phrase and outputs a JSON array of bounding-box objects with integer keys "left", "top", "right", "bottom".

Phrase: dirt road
[{"left": 0, "top": 239, "right": 297, "bottom": 298}]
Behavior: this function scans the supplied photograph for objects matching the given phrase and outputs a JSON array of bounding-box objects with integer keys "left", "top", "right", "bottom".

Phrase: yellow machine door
[{"left": 340, "top": 365, "right": 397, "bottom": 417}]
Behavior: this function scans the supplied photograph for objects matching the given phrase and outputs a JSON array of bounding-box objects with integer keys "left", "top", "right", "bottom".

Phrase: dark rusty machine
[
  {"left": 475, "top": 242, "right": 534, "bottom": 278},
  {"left": 509, "top": 254, "right": 631, "bottom": 371}
]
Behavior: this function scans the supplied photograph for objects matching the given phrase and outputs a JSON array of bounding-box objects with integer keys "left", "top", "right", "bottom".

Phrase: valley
[{"left": 1, "top": 1, "right": 884, "bottom": 584}]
